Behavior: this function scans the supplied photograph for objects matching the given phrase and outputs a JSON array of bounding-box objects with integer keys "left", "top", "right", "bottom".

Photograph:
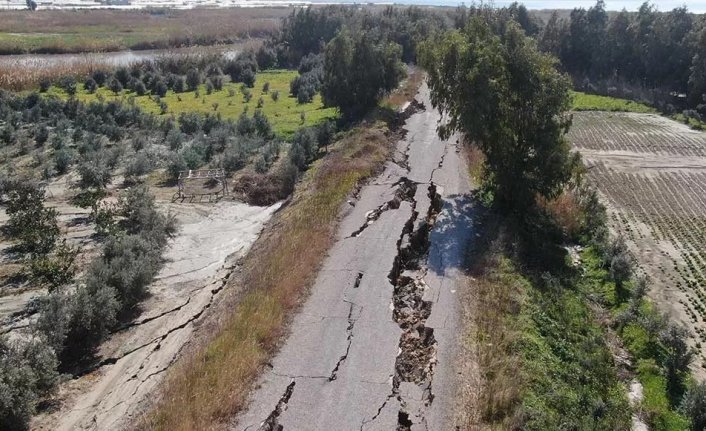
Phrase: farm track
[{"left": 569, "top": 111, "right": 706, "bottom": 372}]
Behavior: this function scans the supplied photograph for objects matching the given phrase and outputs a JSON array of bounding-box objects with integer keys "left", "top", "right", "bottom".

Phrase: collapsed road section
[{"left": 233, "top": 84, "right": 477, "bottom": 431}]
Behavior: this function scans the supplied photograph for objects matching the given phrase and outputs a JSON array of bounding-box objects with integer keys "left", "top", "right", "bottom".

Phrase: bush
[
  {"left": 241, "top": 68, "right": 256, "bottom": 88},
  {"left": 166, "top": 152, "right": 187, "bottom": 182},
  {"left": 186, "top": 68, "right": 201, "bottom": 91},
  {"left": 0, "top": 336, "right": 59, "bottom": 431},
  {"left": 91, "top": 70, "right": 109, "bottom": 87},
  {"left": 681, "top": 382, "right": 706, "bottom": 430},
  {"left": 178, "top": 112, "right": 203, "bottom": 134},
  {"left": 236, "top": 112, "right": 255, "bottom": 136},
  {"left": 26, "top": 240, "right": 78, "bottom": 291},
  {"left": 172, "top": 75, "right": 187, "bottom": 93},
  {"left": 211, "top": 75, "right": 224, "bottom": 91},
  {"left": 39, "top": 79, "right": 51, "bottom": 93},
  {"left": 33, "top": 124, "right": 49, "bottom": 146},
  {"left": 253, "top": 110, "right": 272, "bottom": 138},
  {"left": 53, "top": 148, "right": 73, "bottom": 175},
  {"left": 76, "top": 158, "right": 112, "bottom": 189},
  {"left": 221, "top": 141, "right": 246, "bottom": 172},
  {"left": 3, "top": 182, "right": 59, "bottom": 256},
  {"left": 181, "top": 144, "right": 205, "bottom": 170},
  {"left": 131, "top": 78, "right": 147, "bottom": 96},
  {"left": 59, "top": 76, "right": 77, "bottom": 96},
  {"left": 108, "top": 77, "right": 123, "bottom": 95},
  {"left": 271, "top": 90, "right": 280, "bottom": 102},
  {"left": 256, "top": 46, "right": 277, "bottom": 69},
  {"left": 84, "top": 78, "right": 98, "bottom": 94},
  {"left": 154, "top": 79, "right": 168, "bottom": 98},
  {"left": 125, "top": 152, "right": 154, "bottom": 181}
]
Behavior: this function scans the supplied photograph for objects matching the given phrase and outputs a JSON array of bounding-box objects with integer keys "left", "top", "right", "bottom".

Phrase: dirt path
[
  {"left": 32, "top": 200, "right": 282, "bottom": 431},
  {"left": 231, "top": 85, "right": 477, "bottom": 430}
]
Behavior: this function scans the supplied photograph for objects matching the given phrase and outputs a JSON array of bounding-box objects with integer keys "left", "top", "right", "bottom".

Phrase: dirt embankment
[{"left": 28, "top": 198, "right": 281, "bottom": 431}]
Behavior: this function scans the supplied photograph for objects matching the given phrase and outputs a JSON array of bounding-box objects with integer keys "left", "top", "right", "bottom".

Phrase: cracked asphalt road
[{"left": 233, "top": 84, "right": 477, "bottom": 431}]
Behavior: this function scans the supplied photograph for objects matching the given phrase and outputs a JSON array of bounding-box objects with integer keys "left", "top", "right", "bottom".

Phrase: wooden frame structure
[{"left": 174, "top": 169, "right": 229, "bottom": 202}]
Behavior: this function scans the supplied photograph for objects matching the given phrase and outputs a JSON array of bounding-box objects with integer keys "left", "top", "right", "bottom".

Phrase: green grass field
[
  {"left": 571, "top": 91, "right": 657, "bottom": 113},
  {"left": 47, "top": 70, "right": 338, "bottom": 138}
]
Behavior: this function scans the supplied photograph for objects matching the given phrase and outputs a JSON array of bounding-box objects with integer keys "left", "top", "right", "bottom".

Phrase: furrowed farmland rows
[{"left": 569, "top": 111, "right": 706, "bottom": 356}]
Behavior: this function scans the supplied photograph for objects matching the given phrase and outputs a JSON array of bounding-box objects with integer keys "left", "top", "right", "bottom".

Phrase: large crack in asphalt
[
  {"left": 388, "top": 181, "right": 442, "bottom": 430},
  {"left": 328, "top": 301, "right": 362, "bottom": 382},
  {"left": 258, "top": 381, "right": 296, "bottom": 431},
  {"left": 348, "top": 178, "right": 417, "bottom": 238}
]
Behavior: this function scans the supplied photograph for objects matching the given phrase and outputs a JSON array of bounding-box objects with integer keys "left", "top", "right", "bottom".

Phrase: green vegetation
[
  {"left": 571, "top": 91, "right": 657, "bottom": 113},
  {"left": 470, "top": 242, "right": 632, "bottom": 430},
  {"left": 420, "top": 17, "right": 574, "bottom": 210},
  {"left": 579, "top": 247, "right": 693, "bottom": 431},
  {"left": 47, "top": 70, "right": 337, "bottom": 138}
]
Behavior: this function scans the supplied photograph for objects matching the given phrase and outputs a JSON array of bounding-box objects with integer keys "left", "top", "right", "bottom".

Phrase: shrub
[
  {"left": 262, "top": 82, "right": 270, "bottom": 94},
  {"left": 178, "top": 112, "right": 203, "bottom": 134},
  {"left": 172, "top": 75, "right": 186, "bottom": 93},
  {"left": 39, "top": 78, "right": 51, "bottom": 93},
  {"left": 108, "top": 77, "right": 123, "bottom": 95},
  {"left": 205, "top": 79, "right": 214, "bottom": 95},
  {"left": 241, "top": 68, "right": 256, "bottom": 88},
  {"left": 681, "top": 382, "right": 706, "bottom": 430},
  {"left": 271, "top": 90, "right": 280, "bottom": 102},
  {"left": 660, "top": 324, "right": 694, "bottom": 400},
  {"left": 160, "top": 149, "right": 184, "bottom": 179},
  {"left": 53, "top": 149, "right": 72, "bottom": 175},
  {"left": 125, "top": 152, "right": 154, "bottom": 181},
  {"left": 59, "top": 76, "right": 77, "bottom": 96},
  {"left": 186, "top": 68, "right": 201, "bottom": 91},
  {"left": 84, "top": 78, "right": 98, "bottom": 94},
  {"left": 211, "top": 75, "right": 224, "bottom": 91},
  {"left": 131, "top": 79, "right": 147, "bottom": 96},
  {"left": 221, "top": 141, "right": 246, "bottom": 173},
  {"left": 253, "top": 110, "right": 272, "bottom": 138},
  {"left": 91, "top": 70, "right": 108, "bottom": 87},
  {"left": 33, "top": 124, "right": 49, "bottom": 146},
  {"left": 114, "top": 67, "right": 130, "bottom": 86},
  {"left": 236, "top": 112, "right": 255, "bottom": 136},
  {"left": 0, "top": 336, "right": 60, "bottom": 431},
  {"left": 256, "top": 46, "right": 277, "bottom": 69},
  {"left": 76, "top": 158, "right": 112, "bottom": 189},
  {"left": 181, "top": 144, "right": 205, "bottom": 170},
  {"left": 3, "top": 182, "right": 59, "bottom": 255},
  {"left": 26, "top": 240, "right": 78, "bottom": 291},
  {"left": 154, "top": 80, "right": 169, "bottom": 97}
]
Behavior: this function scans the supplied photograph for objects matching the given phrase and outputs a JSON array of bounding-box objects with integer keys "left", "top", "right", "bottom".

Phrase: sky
[{"left": 377, "top": 0, "right": 705, "bottom": 12}]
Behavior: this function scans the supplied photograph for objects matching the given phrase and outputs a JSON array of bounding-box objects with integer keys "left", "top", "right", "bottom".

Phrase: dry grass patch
[
  {"left": 0, "top": 8, "right": 286, "bottom": 55},
  {"left": 462, "top": 223, "right": 526, "bottom": 431}
]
